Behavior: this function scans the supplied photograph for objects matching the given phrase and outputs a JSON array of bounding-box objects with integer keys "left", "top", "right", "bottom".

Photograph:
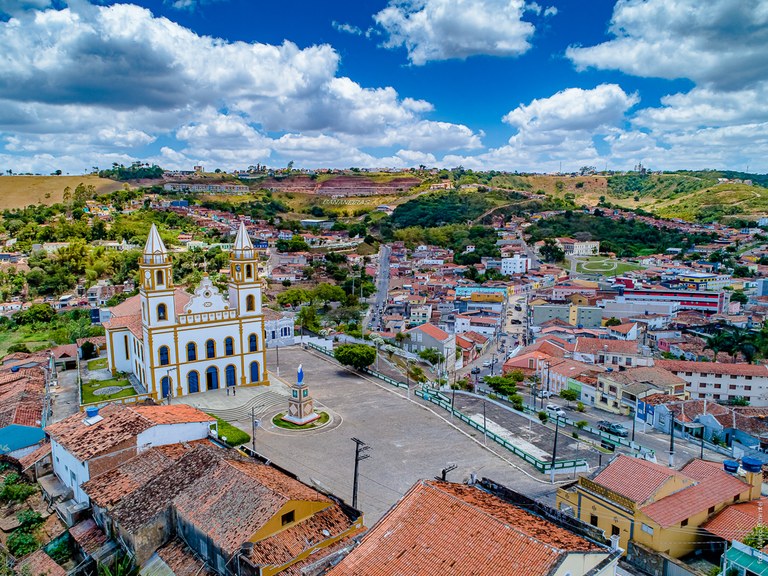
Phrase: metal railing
[
  {"left": 417, "top": 388, "right": 587, "bottom": 474},
  {"left": 306, "top": 341, "right": 410, "bottom": 390}
]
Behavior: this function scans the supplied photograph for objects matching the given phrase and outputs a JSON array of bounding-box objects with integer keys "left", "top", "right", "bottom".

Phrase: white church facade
[{"left": 104, "top": 222, "right": 269, "bottom": 400}]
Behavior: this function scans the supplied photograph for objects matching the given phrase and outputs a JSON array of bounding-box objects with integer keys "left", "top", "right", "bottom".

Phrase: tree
[
  {"left": 312, "top": 283, "right": 347, "bottom": 308},
  {"left": 297, "top": 305, "right": 320, "bottom": 333},
  {"left": 704, "top": 331, "right": 731, "bottom": 361},
  {"left": 334, "top": 343, "right": 376, "bottom": 371},
  {"left": 560, "top": 389, "right": 578, "bottom": 406},
  {"left": 539, "top": 238, "right": 565, "bottom": 263},
  {"left": 604, "top": 317, "right": 622, "bottom": 327},
  {"left": 744, "top": 525, "right": 768, "bottom": 549},
  {"left": 81, "top": 340, "right": 97, "bottom": 360},
  {"left": 6, "top": 343, "right": 30, "bottom": 354},
  {"left": 731, "top": 290, "right": 749, "bottom": 305}
]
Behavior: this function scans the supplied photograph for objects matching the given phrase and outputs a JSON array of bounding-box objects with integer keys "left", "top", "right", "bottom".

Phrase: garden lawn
[
  {"left": 272, "top": 412, "right": 330, "bottom": 430},
  {"left": 81, "top": 378, "right": 135, "bottom": 405},
  {"left": 87, "top": 357, "right": 108, "bottom": 371},
  {"left": 575, "top": 257, "right": 641, "bottom": 276},
  {"left": 209, "top": 415, "right": 250, "bottom": 447}
]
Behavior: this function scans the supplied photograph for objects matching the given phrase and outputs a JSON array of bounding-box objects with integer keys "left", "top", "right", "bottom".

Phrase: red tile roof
[
  {"left": 69, "top": 519, "right": 108, "bottom": 555},
  {"left": 574, "top": 337, "right": 640, "bottom": 355},
  {"left": 14, "top": 550, "right": 66, "bottom": 576},
  {"left": 45, "top": 404, "right": 213, "bottom": 462},
  {"left": 406, "top": 322, "right": 449, "bottom": 341},
  {"left": 702, "top": 498, "right": 768, "bottom": 542},
  {"left": 156, "top": 539, "right": 214, "bottom": 576},
  {"left": 592, "top": 455, "right": 690, "bottom": 505},
  {"left": 657, "top": 360, "right": 768, "bottom": 378},
  {"left": 328, "top": 480, "right": 602, "bottom": 576}
]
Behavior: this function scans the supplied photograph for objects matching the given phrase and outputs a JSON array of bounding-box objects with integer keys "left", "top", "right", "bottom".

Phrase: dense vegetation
[
  {"left": 607, "top": 173, "right": 714, "bottom": 199},
  {"left": 199, "top": 194, "right": 287, "bottom": 221},
  {"left": 98, "top": 162, "right": 164, "bottom": 180},
  {"left": 526, "top": 212, "right": 715, "bottom": 257},
  {"left": 389, "top": 190, "right": 494, "bottom": 228},
  {"left": 391, "top": 224, "right": 501, "bottom": 264}
]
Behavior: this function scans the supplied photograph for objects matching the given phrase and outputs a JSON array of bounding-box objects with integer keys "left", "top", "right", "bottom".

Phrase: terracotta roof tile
[
  {"left": 69, "top": 519, "right": 108, "bottom": 555},
  {"left": 406, "top": 322, "right": 449, "bottom": 341},
  {"left": 657, "top": 360, "right": 768, "bottom": 378},
  {"left": 18, "top": 441, "right": 50, "bottom": 471},
  {"left": 14, "top": 550, "right": 66, "bottom": 576},
  {"left": 574, "top": 337, "right": 640, "bottom": 355},
  {"left": 702, "top": 498, "right": 768, "bottom": 542},
  {"left": 156, "top": 539, "right": 214, "bottom": 576},
  {"left": 592, "top": 455, "right": 689, "bottom": 504},
  {"left": 328, "top": 480, "right": 601, "bottom": 576}
]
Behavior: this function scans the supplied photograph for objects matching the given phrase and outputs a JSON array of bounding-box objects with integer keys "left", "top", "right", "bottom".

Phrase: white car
[
  {"left": 545, "top": 404, "right": 566, "bottom": 418},
  {"left": 482, "top": 360, "right": 492, "bottom": 367},
  {"left": 536, "top": 390, "right": 553, "bottom": 398}
]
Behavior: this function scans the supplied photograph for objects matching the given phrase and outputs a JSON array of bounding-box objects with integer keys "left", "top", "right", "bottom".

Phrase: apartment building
[{"left": 656, "top": 360, "right": 768, "bottom": 407}]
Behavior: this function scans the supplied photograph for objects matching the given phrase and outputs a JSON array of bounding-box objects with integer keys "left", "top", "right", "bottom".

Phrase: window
[
  {"left": 611, "top": 525, "right": 620, "bottom": 536},
  {"left": 281, "top": 511, "right": 295, "bottom": 526},
  {"left": 641, "top": 523, "right": 654, "bottom": 535},
  {"left": 714, "top": 383, "right": 721, "bottom": 389},
  {"left": 686, "top": 372, "right": 693, "bottom": 376},
  {"left": 625, "top": 358, "right": 632, "bottom": 366},
  {"left": 225, "top": 337, "right": 234, "bottom": 356},
  {"left": 729, "top": 385, "right": 737, "bottom": 390},
  {"left": 156, "top": 270, "right": 164, "bottom": 285},
  {"left": 124, "top": 335, "right": 129, "bottom": 360},
  {"left": 249, "top": 334, "right": 258, "bottom": 352},
  {"left": 158, "top": 303, "right": 167, "bottom": 321},
  {"left": 206, "top": 339, "right": 216, "bottom": 359},
  {"left": 681, "top": 519, "right": 688, "bottom": 527},
  {"left": 715, "top": 373, "right": 722, "bottom": 378},
  {"left": 708, "top": 506, "right": 715, "bottom": 515},
  {"left": 714, "top": 394, "right": 721, "bottom": 399},
  {"left": 246, "top": 294, "right": 255, "bottom": 312},
  {"left": 746, "top": 385, "right": 752, "bottom": 391},
  {"left": 589, "top": 514, "right": 598, "bottom": 526},
  {"left": 159, "top": 346, "right": 170, "bottom": 366},
  {"left": 246, "top": 264, "right": 253, "bottom": 279},
  {"left": 187, "top": 342, "right": 197, "bottom": 362},
  {"left": 746, "top": 376, "right": 753, "bottom": 381}
]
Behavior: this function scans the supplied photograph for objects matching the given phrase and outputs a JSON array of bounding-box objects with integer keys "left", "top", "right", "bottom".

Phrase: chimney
[{"left": 610, "top": 534, "right": 621, "bottom": 552}]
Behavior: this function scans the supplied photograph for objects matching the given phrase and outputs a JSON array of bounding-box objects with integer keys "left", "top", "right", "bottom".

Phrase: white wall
[
  {"left": 51, "top": 438, "right": 89, "bottom": 504},
  {"left": 137, "top": 422, "right": 212, "bottom": 448}
]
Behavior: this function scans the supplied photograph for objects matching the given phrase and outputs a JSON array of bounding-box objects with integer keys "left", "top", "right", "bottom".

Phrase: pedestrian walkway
[{"left": 171, "top": 374, "right": 290, "bottom": 421}]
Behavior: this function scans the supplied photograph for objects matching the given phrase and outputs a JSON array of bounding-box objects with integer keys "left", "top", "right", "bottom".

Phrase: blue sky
[{"left": 0, "top": 0, "right": 766, "bottom": 174}]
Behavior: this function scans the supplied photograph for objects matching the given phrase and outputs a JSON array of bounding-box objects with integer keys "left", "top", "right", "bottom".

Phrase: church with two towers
[{"left": 104, "top": 222, "right": 269, "bottom": 400}]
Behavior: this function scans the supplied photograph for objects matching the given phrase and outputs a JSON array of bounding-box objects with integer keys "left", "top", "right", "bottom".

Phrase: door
[
  {"left": 161, "top": 376, "right": 170, "bottom": 398},
  {"left": 206, "top": 366, "right": 219, "bottom": 390},
  {"left": 226, "top": 365, "right": 236, "bottom": 387}
]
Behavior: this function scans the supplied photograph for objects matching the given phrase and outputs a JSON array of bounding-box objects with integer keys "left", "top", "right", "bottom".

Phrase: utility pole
[
  {"left": 545, "top": 361, "right": 551, "bottom": 397},
  {"left": 550, "top": 415, "right": 561, "bottom": 484},
  {"left": 483, "top": 401, "right": 487, "bottom": 446},
  {"left": 668, "top": 416, "right": 676, "bottom": 468},
  {"left": 276, "top": 344, "right": 280, "bottom": 377},
  {"left": 251, "top": 405, "right": 264, "bottom": 454},
  {"left": 351, "top": 438, "right": 370, "bottom": 510},
  {"left": 632, "top": 398, "right": 637, "bottom": 443}
]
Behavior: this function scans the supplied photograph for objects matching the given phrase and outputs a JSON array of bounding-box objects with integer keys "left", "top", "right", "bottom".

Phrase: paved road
[{"left": 368, "top": 244, "right": 391, "bottom": 331}]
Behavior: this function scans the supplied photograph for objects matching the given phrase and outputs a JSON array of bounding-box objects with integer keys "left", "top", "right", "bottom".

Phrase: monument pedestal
[{"left": 282, "top": 364, "right": 319, "bottom": 425}]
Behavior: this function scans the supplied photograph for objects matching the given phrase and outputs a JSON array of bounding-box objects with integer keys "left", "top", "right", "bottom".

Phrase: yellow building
[{"left": 557, "top": 455, "right": 761, "bottom": 558}]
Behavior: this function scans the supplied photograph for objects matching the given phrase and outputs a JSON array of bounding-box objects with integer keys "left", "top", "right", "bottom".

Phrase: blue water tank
[
  {"left": 742, "top": 457, "right": 763, "bottom": 473},
  {"left": 85, "top": 406, "right": 99, "bottom": 418},
  {"left": 10, "top": 366, "right": 19, "bottom": 373},
  {"left": 723, "top": 460, "right": 740, "bottom": 473}
]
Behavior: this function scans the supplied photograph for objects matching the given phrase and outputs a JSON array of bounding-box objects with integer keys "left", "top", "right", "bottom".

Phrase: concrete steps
[{"left": 202, "top": 390, "right": 289, "bottom": 422}]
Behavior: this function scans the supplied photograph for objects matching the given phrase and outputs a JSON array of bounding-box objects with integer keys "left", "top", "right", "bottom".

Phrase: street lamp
[{"left": 550, "top": 414, "right": 561, "bottom": 484}]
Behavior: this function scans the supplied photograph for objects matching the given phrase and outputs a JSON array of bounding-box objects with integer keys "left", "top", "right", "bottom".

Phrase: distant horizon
[{"left": 0, "top": 0, "right": 766, "bottom": 174}]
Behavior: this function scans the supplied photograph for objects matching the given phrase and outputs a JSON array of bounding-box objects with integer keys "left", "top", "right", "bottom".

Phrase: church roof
[{"left": 143, "top": 223, "right": 168, "bottom": 264}]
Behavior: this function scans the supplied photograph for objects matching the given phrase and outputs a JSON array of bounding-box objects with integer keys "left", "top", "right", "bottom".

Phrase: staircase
[{"left": 198, "top": 390, "right": 289, "bottom": 422}]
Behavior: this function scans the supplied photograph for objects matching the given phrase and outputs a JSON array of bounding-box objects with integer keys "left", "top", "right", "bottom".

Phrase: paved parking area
[{"left": 248, "top": 346, "right": 559, "bottom": 523}]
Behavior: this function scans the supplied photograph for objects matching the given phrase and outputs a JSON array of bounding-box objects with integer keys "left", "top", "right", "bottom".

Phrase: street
[{"left": 367, "top": 243, "right": 391, "bottom": 332}]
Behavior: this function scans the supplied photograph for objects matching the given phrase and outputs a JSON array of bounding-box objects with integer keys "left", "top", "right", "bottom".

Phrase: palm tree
[{"left": 704, "top": 331, "right": 730, "bottom": 361}]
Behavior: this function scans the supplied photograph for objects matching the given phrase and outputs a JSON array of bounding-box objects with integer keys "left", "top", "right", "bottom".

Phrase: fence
[
  {"left": 417, "top": 388, "right": 588, "bottom": 475},
  {"left": 306, "top": 341, "right": 410, "bottom": 390}
]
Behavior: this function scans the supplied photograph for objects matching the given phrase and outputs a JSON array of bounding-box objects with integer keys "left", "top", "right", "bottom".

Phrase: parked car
[
  {"left": 470, "top": 367, "right": 481, "bottom": 374},
  {"left": 546, "top": 404, "right": 566, "bottom": 418},
  {"left": 482, "top": 360, "right": 492, "bottom": 367},
  {"left": 536, "top": 390, "right": 553, "bottom": 398},
  {"left": 597, "top": 420, "right": 629, "bottom": 437}
]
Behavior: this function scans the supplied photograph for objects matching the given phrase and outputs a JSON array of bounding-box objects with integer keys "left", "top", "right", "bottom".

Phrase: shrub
[
  {"left": 17, "top": 510, "right": 43, "bottom": 531},
  {"left": 575, "top": 420, "right": 588, "bottom": 429},
  {"left": 0, "top": 474, "right": 37, "bottom": 503},
  {"left": 576, "top": 401, "right": 585, "bottom": 412},
  {"left": 7, "top": 530, "right": 38, "bottom": 557},
  {"left": 538, "top": 411, "right": 548, "bottom": 424},
  {"left": 572, "top": 432, "right": 579, "bottom": 439}
]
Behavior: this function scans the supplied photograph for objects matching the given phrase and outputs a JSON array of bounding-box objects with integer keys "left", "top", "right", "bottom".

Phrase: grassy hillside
[
  {"left": 653, "top": 183, "right": 768, "bottom": 222},
  {"left": 0, "top": 175, "right": 126, "bottom": 209}
]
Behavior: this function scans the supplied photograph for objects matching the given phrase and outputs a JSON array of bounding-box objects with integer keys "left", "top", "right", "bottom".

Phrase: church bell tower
[{"left": 228, "top": 222, "right": 263, "bottom": 315}]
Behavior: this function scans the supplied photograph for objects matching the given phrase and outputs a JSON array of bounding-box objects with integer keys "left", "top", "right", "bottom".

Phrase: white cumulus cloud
[{"left": 374, "top": 0, "right": 535, "bottom": 65}]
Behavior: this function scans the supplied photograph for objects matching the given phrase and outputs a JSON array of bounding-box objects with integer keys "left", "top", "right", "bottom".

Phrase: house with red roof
[
  {"left": 404, "top": 323, "right": 456, "bottom": 370},
  {"left": 329, "top": 478, "right": 620, "bottom": 576},
  {"left": 558, "top": 455, "right": 763, "bottom": 560}
]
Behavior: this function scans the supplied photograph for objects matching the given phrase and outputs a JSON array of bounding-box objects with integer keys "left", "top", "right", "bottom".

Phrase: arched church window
[
  {"left": 157, "top": 303, "right": 167, "bottom": 321},
  {"left": 159, "top": 346, "right": 170, "bottom": 366},
  {"left": 246, "top": 295, "right": 255, "bottom": 312}
]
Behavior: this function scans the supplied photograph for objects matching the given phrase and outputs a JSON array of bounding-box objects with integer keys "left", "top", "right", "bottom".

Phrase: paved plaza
[{"left": 175, "top": 345, "right": 560, "bottom": 523}]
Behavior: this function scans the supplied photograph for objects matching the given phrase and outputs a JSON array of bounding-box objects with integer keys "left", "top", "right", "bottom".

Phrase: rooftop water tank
[
  {"left": 723, "top": 460, "right": 740, "bottom": 473},
  {"left": 742, "top": 457, "right": 763, "bottom": 474},
  {"left": 85, "top": 406, "right": 99, "bottom": 419},
  {"left": 10, "top": 366, "right": 19, "bottom": 373}
]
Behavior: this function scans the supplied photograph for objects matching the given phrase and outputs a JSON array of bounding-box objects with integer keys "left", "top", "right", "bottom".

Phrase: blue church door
[
  {"left": 250, "top": 361, "right": 260, "bottom": 383},
  {"left": 206, "top": 366, "right": 219, "bottom": 390},
  {"left": 226, "top": 365, "right": 236, "bottom": 387},
  {"left": 161, "top": 376, "right": 170, "bottom": 398},
  {"left": 188, "top": 372, "right": 199, "bottom": 394}
]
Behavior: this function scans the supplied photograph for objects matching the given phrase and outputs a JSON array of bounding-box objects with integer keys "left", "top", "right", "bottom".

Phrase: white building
[
  {"left": 657, "top": 360, "right": 768, "bottom": 407},
  {"left": 105, "top": 223, "right": 268, "bottom": 400},
  {"left": 264, "top": 308, "right": 295, "bottom": 347},
  {"left": 44, "top": 404, "right": 214, "bottom": 504},
  {"left": 501, "top": 255, "right": 531, "bottom": 276}
]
